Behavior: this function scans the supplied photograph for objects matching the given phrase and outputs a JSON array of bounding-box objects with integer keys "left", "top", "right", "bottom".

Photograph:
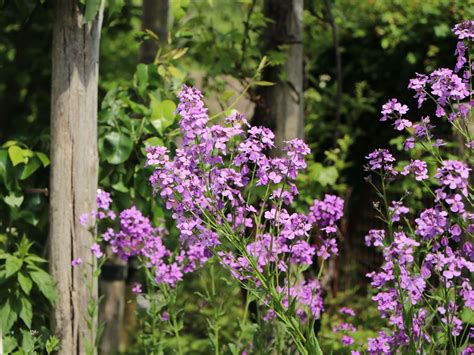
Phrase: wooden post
[
  {"left": 253, "top": 0, "right": 304, "bottom": 149},
  {"left": 140, "top": 0, "right": 169, "bottom": 63},
  {"left": 49, "top": 1, "right": 104, "bottom": 353}
]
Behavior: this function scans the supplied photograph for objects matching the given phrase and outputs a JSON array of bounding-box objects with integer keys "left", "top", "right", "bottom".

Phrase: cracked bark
[{"left": 49, "top": 1, "right": 103, "bottom": 353}]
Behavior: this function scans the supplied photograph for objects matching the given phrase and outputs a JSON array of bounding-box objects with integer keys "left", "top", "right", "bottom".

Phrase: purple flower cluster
[
  {"left": 365, "top": 149, "right": 397, "bottom": 176},
  {"left": 263, "top": 280, "right": 324, "bottom": 321},
  {"left": 407, "top": 69, "right": 469, "bottom": 113},
  {"left": 401, "top": 159, "right": 428, "bottom": 181},
  {"left": 105, "top": 206, "right": 208, "bottom": 286},
  {"left": 366, "top": 21, "right": 474, "bottom": 354},
  {"left": 380, "top": 98, "right": 409, "bottom": 121},
  {"left": 80, "top": 190, "right": 209, "bottom": 287},
  {"left": 80, "top": 189, "right": 116, "bottom": 226},
  {"left": 388, "top": 201, "right": 409, "bottom": 223},
  {"left": 453, "top": 20, "right": 474, "bottom": 41},
  {"left": 146, "top": 85, "right": 344, "bottom": 321}
]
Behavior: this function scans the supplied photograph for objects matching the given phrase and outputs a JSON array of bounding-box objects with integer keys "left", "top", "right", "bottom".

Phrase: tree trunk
[
  {"left": 140, "top": 0, "right": 169, "bottom": 63},
  {"left": 49, "top": 1, "right": 104, "bottom": 353},
  {"left": 253, "top": 0, "right": 304, "bottom": 149}
]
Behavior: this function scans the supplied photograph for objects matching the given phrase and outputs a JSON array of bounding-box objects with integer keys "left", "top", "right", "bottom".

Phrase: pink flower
[
  {"left": 71, "top": 258, "right": 83, "bottom": 267},
  {"left": 90, "top": 243, "right": 103, "bottom": 259},
  {"left": 79, "top": 213, "right": 88, "bottom": 226},
  {"left": 132, "top": 282, "right": 142, "bottom": 294}
]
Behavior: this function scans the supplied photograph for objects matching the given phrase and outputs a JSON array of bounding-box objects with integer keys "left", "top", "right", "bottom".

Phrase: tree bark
[
  {"left": 49, "top": 1, "right": 103, "bottom": 353},
  {"left": 253, "top": 0, "right": 304, "bottom": 149},
  {"left": 140, "top": 0, "right": 169, "bottom": 63}
]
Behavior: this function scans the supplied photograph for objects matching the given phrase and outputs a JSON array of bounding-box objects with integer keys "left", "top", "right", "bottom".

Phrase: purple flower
[
  {"left": 176, "top": 85, "right": 209, "bottom": 148},
  {"left": 452, "top": 20, "right": 474, "bottom": 41},
  {"left": 90, "top": 243, "right": 103, "bottom": 259},
  {"left": 368, "top": 331, "right": 392, "bottom": 354},
  {"left": 415, "top": 207, "right": 448, "bottom": 240},
  {"left": 365, "top": 229, "right": 385, "bottom": 247},
  {"left": 132, "top": 282, "right": 142, "bottom": 294},
  {"left": 290, "top": 240, "right": 316, "bottom": 265},
  {"left": 454, "top": 41, "right": 467, "bottom": 72},
  {"left": 435, "top": 160, "right": 470, "bottom": 197},
  {"left": 339, "top": 307, "right": 356, "bottom": 316},
  {"left": 365, "top": 149, "right": 397, "bottom": 176},
  {"left": 413, "top": 116, "right": 434, "bottom": 139},
  {"left": 308, "top": 194, "right": 344, "bottom": 230},
  {"left": 429, "top": 68, "right": 469, "bottom": 106},
  {"left": 97, "top": 189, "right": 112, "bottom": 210},
  {"left": 389, "top": 201, "right": 409, "bottom": 223},
  {"left": 71, "top": 258, "right": 83, "bottom": 267},
  {"left": 401, "top": 160, "right": 428, "bottom": 181},
  {"left": 341, "top": 335, "right": 354, "bottom": 346},
  {"left": 380, "top": 99, "right": 409, "bottom": 121},
  {"left": 408, "top": 73, "right": 428, "bottom": 107},
  {"left": 393, "top": 119, "right": 412, "bottom": 131},
  {"left": 403, "top": 137, "right": 415, "bottom": 151},
  {"left": 79, "top": 213, "right": 88, "bottom": 226}
]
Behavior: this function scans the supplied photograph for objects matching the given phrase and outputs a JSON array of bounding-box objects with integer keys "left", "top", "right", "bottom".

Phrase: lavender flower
[
  {"left": 389, "top": 201, "right": 409, "bottom": 223},
  {"left": 415, "top": 207, "right": 448, "bottom": 240},
  {"left": 365, "top": 149, "right": 397, "bottom": 176},
  {"left": 401, "top": 159, "right": 428, "bottom": 181},
  {"left": 71, "top": 258, "right": 83, "bottom": 267},
  {"left": 453, "top": 20, "right": 474, "bottom": 41},
  {"left": 90, "top": 243, "right": 103, "bottom": 259},
  {"left": 380, "top": 98, "right": 409, "bottom": 121}
]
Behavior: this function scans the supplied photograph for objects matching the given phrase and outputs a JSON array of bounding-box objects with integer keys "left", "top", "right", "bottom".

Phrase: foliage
[{"left": 0, "top": 238, "right": 56, "bottom": 353}]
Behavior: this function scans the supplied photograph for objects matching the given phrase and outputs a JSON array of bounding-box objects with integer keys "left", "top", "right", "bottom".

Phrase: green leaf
[
  {"left": 111, "top": 179, "right": 129, "bottom": 193},
  {"left": 0, "top": 299, "right": 18, "bottom": 332},
  {"left": 30, "top": 269, "right": 56, "bottom": 303},
  {"left": 135, "top": 64, "right": 149, "bottom": 97},
  {"left": 150, "top": 98, "right": 176, "bottom": 134},
  {"left": 35, "top": 152, "right": 50, "bottom": 167},
  {"left": 21, "top": 329, "right": 35, "bottom": 352},
  {"left": 0, "top": 148, "right": 15, "bottom": 190},
  {"left": 102, "top": 131, "right": 134, "bottom": 165},
  {"left": 461, "top": 308, "right": 474, "bottom": 324},
  {"left": 84, "top": 0, "right": 101, "bottom": 22},
  {"left": 19, "top": 297, "right": 33, "bottom": 328},
  {"left": 257, "top": 56, "right": 267, "bottom": 72},
  {"left": 4, "top": 191, "right": 24, "bottom": 208},
  {"left": 3, "top": 335, "right": 18, "bottom": 353},
  {"left": 25, "top": 255, "right": 48, "bottom": 264},
  {"left": 254, "top": 80, "right": 275, "bottom": 86},
  {"left": 8, "top": 145, "right": 28, "bottom": 166},
  {"left": 18, "top": 272, "right": 33, "bottom": 294},
  {"left": 142, "top": 137, "right": 164, "bottom": 155},
  {"left": 108, "top": 0, "right": 124, "bottom": 17},
  {"left": 167, "top": 65, "right": 184, "bottom": 80},
  {"left": 45, "top": 336, "right": 60, "bottom": 354},
  {"left": 2, "top": 140, "right": 19, "bottom": 148},
  {"left": 5, "top": 255, "right": 23, "bottom": 278},
  {"left": 144, "top": 137, "right": 164, "bottom": 148},
  {"left": 20, "top": 156, "right": 41, "bottom": 180}
]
